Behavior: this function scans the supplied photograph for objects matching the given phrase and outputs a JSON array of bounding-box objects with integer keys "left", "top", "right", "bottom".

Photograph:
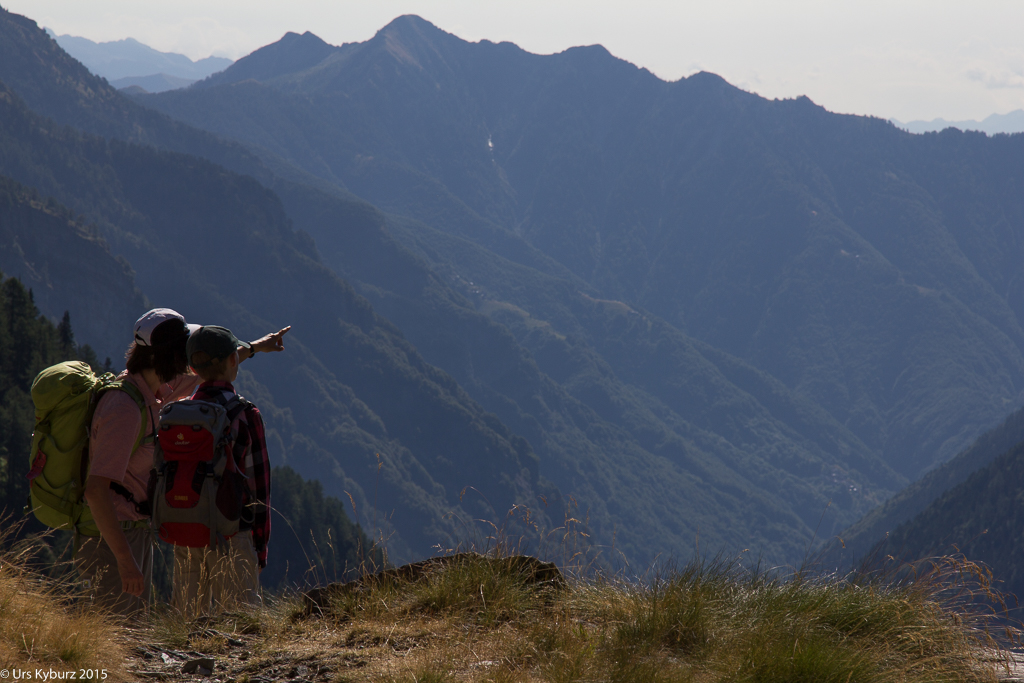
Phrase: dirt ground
[
  {"left": 119, "top": 623, "right": 1024, "bottom": 683},
  {"left": 120, "top": 615, "right": 523, "bottom": 683}
]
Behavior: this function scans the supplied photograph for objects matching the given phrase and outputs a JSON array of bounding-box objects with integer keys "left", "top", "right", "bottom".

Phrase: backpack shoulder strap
[
  {"left": 221, "top": 395, "right": 254, "bottom": 473},
  {"left": 88, "top": 379, "right": 153, "bottom": 517},
  {"left": 223, "top": 394, "right": 252, "bottom": 423},
  {"left": 104, "top": 380, "right": 151, "bottom": 454}
]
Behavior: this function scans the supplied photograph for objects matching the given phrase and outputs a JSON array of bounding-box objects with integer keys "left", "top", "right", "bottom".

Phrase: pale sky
[{"left": 6, "top": 0, "right": 1024, "bottom": 122}]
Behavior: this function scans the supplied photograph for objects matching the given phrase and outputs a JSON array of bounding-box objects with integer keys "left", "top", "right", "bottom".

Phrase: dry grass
[
  {"left": 124, "top": 553, "right": 1016, "bottom": 683},
  {"left": 0, "top": 526, "right": 125, "bottom": 676},
  {"left": 1, "top": 514, "right": 1015, "bottom": 683}
]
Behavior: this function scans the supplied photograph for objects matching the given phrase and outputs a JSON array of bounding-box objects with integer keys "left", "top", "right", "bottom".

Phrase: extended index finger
[{"left": 270, "top": 326, "right": 291, "bottom": 350}]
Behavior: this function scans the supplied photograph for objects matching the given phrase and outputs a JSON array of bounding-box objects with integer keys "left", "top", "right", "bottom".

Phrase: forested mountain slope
[
  {"left": 0, "top": 6, "right": 919, "bottom": 567},
  {"left": 0, "top": 81, "right": 554, "bottom": 562},
  {"left": 0, "top": 76, "right": 882, "bottom": 565},
  {"left": 142, "top": 16, "right": 1024, "bottom": 483},
  {"left": 0, "top": 175, "right": 144, "bottom": 362},
  {"left": 279, "top": 179, "right": 905, "bottom": 562},
  {"left": 822, "top": 406, "right": 1024, "bottom": 567},
  {"left": 868, "top": 431, "right": 1024, "bottom": 603},
  {"left": 0, "top": 8, "right": 357, "bottom": 208}
]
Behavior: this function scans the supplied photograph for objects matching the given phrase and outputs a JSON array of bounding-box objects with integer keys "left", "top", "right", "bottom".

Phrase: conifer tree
[{"left": 57, "top": 310, "right": 74, "bottom": 357}]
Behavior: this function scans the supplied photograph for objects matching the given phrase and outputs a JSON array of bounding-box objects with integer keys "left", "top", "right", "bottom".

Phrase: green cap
[{"left": 186, "top": 325, "right": 252, "bottom": 370}]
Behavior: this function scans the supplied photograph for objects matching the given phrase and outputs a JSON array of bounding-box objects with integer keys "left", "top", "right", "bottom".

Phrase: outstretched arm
[{"left": 242, "top": 326, "right": 291, "bottom": 361}]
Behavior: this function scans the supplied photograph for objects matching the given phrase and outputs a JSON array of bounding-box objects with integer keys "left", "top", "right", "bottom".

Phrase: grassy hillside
[
  {"left": 0, "top": 162, "right": 1013, "bottom": 672},
  {"left": 3, "top": 540, "right": 1012, "bottom": 682},
  {"left": 126, "top": 554, "right": 1016, "bottom": 682},
  {"left": 0, "top": 536, "right": 126, "bottom": 676}
]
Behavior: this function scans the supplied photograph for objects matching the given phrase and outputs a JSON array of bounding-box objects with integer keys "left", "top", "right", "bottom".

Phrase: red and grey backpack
[{"left": 148, "top": 396, "right": 251, "bottom": 548}]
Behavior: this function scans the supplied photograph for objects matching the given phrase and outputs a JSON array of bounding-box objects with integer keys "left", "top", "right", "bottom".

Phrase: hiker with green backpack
[
  {"left": 28, "top": 308, "right": 289, "bottom": 616},
  {"left": 73, "top": 309, "right": 199, "bottom": 615}
]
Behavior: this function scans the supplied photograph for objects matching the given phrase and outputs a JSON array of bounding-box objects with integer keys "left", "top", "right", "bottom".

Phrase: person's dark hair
[{"left": 124, "top": 319, "right": 189, "bottom": 382}]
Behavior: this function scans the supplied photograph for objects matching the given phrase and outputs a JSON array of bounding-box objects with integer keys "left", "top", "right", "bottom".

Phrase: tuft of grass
[
  {"left": 324, "top": 554, "right": 551, "bottom": 627},
  {"left": 0, "top": 522, "right": 124, "bottom": 674},
  {"left": 504, "top": 555, "right": 1010, "bottom": 683},
  {"left": 608, "top": 560, "right": 732, "bottom": 661},
  {"left": 408, "top": 555, "right": 547, "bottom": 624}
]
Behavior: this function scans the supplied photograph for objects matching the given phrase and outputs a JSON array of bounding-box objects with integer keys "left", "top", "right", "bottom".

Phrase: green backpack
[{"left": 27, "top": 361, "right": 149, "bottom": 536}]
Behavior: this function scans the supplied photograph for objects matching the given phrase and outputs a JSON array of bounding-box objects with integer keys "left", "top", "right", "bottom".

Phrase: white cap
[{"left": 133, "top": 308, "right": 201, "bottom": 347}]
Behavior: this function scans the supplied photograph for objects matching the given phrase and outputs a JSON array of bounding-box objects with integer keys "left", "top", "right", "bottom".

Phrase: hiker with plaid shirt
[{"left": 172, "top": 323, "right": 288, "bottom": 615}]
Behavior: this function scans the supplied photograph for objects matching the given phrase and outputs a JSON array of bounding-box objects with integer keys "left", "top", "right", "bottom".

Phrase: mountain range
[
  {"left": 4, "top": 7, "right": 1024, "bottom": 572},
  {"left": 142, "top": 17, "right": 1024, "bottom": 480},
  {"left": 892, "top": 110, "right": 1024, "bottom": 136},
  {"left": 48, "top": 30, "right": 232, "bottom": 92}
]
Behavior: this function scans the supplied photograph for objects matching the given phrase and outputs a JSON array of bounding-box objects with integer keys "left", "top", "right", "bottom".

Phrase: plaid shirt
[{"left": 191, "top": 380, "right": 272, "bottom": 567}]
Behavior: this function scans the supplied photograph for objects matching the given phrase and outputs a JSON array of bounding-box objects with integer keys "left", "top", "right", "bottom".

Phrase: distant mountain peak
[
  {"left": 377, "top": 15, "right": 453, "bottom": 43},
  {"left": 370, "top": 15, "right": 459, "bottom": 70},
  {"left": 383, "top": 14, "right": 438, "bottom": 28},
  {"left": 377, "top": 14, "right": 451, "bottom": 40},
  {"left": 686, "top": 70, "right": 729, "bottom": 85},
  {"left": 106, "top": 36, "right": 145, "bottom": 47},
  {"left": 561, "top": 43, "right": 613, "bottom": 57},
  {"left": 279, "top": 30, "right": 330, "bottom": 46},
  {"left": 195, "top": 28, "right": 339, "bottom": 88}
]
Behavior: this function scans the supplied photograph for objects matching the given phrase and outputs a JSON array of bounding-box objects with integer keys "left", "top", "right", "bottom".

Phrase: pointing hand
[{"left": 251, "top": 326, "right": 291, "bottom": 354}]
